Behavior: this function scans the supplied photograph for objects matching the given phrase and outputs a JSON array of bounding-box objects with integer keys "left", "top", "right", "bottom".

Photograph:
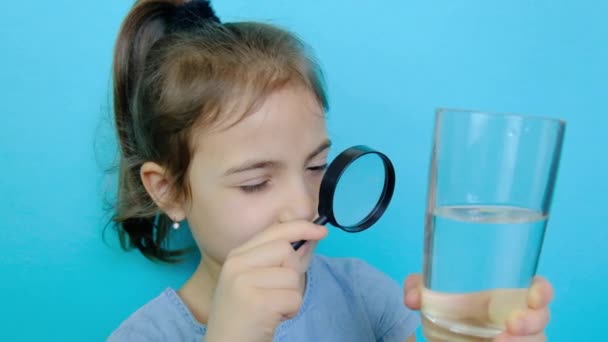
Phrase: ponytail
[{"left": 111, "top": 0, "right": 219, "bottom": 262}]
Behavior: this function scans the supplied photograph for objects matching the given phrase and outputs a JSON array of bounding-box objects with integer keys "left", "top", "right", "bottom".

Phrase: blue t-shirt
[{"left": 108, "top": 254, "right": 420, "bottom": 341}]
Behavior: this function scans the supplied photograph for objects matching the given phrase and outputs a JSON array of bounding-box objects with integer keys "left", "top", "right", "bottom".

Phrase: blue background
[{"left": 1, "top": 0, "right": 606, "bottom": 340}]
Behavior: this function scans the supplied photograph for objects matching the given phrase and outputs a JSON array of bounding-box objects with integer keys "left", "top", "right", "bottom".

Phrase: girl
[{"left": 108, "top": 1, "right": 554, "bottom": 341}]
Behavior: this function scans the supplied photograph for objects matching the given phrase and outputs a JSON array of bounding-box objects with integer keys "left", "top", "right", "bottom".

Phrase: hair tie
[{"left": 170, "top": 0, "right": 221, "bottom": 32}]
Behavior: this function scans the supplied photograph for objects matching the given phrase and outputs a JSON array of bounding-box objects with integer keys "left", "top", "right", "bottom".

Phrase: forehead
[{"left": 193, "top": 85, "right": 328, "bottom": 166}]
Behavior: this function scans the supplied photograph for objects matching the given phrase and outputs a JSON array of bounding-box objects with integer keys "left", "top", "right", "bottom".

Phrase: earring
[{"left": 172, "top": 219, "right": 180, "bottom": 230}]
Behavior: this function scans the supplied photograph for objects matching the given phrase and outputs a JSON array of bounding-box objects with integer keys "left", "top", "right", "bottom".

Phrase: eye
[
  {"left": 307, "top": 163, "right": 328, "bottom": 173},
  {"left": 240, "top": 181, "right": 269, "bottom": 193}
]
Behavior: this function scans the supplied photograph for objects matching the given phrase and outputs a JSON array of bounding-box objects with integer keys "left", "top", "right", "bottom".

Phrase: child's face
[{"left": 184, "top": 84, "right": 329, "bottom": 270}]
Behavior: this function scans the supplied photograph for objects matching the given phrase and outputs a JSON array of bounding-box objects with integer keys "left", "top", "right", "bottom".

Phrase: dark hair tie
[{"left": 169, "top": 0, "right": 221, "bottom": 32}]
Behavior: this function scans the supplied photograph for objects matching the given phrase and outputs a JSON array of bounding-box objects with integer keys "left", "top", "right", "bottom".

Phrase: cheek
[
  {"left": 187, "top": 188, "right": 278, "bottom": 256},
  {"left": 309, "top": 174, "right": 323, "bottom": 205},
  {"left": 223, "top": 194, "right": 274, "bottom": 242}
]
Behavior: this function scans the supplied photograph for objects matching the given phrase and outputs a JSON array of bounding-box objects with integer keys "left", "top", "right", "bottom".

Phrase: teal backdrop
[{"left": 1, "top": 1, "right": 606, "bottom": 340}]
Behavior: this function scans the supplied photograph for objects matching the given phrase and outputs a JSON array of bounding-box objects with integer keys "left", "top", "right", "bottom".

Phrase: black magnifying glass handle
[{"left": 292, "top": 216, "right": 328, "bottom": 251}]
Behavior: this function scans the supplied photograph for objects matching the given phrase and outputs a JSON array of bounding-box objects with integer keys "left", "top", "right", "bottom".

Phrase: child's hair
[{"left": 111, "top": 0, "right": 328, "bottom": 262}]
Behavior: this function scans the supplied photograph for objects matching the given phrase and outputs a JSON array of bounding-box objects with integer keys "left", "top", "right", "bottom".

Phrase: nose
[{"left": 278, "top": 176, "right": 318, "bottom": 223}]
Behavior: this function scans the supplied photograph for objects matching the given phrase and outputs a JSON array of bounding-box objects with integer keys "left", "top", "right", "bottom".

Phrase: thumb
[{"left": 404, "top": 274, "right": 422, "bottom": 310}]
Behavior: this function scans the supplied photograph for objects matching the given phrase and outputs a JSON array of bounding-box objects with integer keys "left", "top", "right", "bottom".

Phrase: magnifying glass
[{"left": 292, "top": 145, "right": 396, "bottom": 250}]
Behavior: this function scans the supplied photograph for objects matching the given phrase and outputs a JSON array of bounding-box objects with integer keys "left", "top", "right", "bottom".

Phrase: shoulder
[
  {"left": 311, "top": 254, "right": 420, "bottom": 341},
  {"left": 312, "top": 254, "right": 394, "bottom": 287},
  {"left": 311, "top": 254, "right": 403, "bottom": 307},
  {"left": 311, "top": 254, "right": 371, "bottom": 275},
  {"left": 107, "top": 288, "right": 205, "bottom": 342}
]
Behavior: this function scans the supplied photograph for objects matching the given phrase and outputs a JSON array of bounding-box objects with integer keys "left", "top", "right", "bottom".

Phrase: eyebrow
[{"left": 224, "top": 139, "right": 332, "bottom": 176}]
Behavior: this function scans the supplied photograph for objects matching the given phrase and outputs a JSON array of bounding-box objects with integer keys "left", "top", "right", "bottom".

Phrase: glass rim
[{"left": 436, "top": 107, "right": 567, "bottom": 126}]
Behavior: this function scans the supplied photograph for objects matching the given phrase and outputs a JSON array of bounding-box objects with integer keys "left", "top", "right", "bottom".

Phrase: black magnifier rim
[{"left": 319, "top": 145, "right": 396, "bottom": 232}]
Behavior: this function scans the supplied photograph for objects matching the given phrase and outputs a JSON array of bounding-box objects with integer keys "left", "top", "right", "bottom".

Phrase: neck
[
  {"left": 178, "top": 253, "right": 222, "bottom": 324},
  {"left": 178, "top": 252, "right": 308, "bottom": 325}
]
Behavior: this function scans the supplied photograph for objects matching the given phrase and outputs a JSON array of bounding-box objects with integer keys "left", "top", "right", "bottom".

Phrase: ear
[{"left": 140, "top": 161, "right": 186, "bottom": 222}]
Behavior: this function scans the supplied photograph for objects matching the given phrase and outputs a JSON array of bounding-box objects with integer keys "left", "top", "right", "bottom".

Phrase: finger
[
  {"left": 237, "top": 267, "right": 301, "bottom": 290},
  {"left": 404, "top": 274, "right": 422, "bottom": 292},
  {"left": 422, "top": 288, "right": 492, "bottom": 321},
  {"left": 258, "top": 288, "right": 303, "bottom": 319},
  {"left": 404, "top": 274, "right": 422, "bottom": 309},
  {"left": 404, "top": 286, "right": 421, "bottom": 310},
  {"left": 421, "top": 314, "right": 491, "bottom": 342},
  {"left": 236, "top": 221, "right": 327, "bottom": 254},
  {"left": 505, "top": 308, "right": 550, "bottom": 336},
  {"left": 494, "top": 332, "right": 546, "bottom": 342},
  {"left": 226, "top": 240, "right": 296, "bottom": 271},
  {"left": 487, "top": 288, "right": 528, "bottom": 326},
  {"left": 528, "top": 277, "right": 554, "bottom": 310}
]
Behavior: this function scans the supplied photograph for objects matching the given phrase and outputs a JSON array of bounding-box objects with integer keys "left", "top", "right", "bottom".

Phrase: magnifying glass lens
[{"left": 332, "top": 154, "right": 387, "bottom": 230}]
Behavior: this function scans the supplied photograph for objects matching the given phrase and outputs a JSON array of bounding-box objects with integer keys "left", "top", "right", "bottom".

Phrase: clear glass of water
[{"left": 421, "top": 108, "right": 566, "bottom": 340}]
